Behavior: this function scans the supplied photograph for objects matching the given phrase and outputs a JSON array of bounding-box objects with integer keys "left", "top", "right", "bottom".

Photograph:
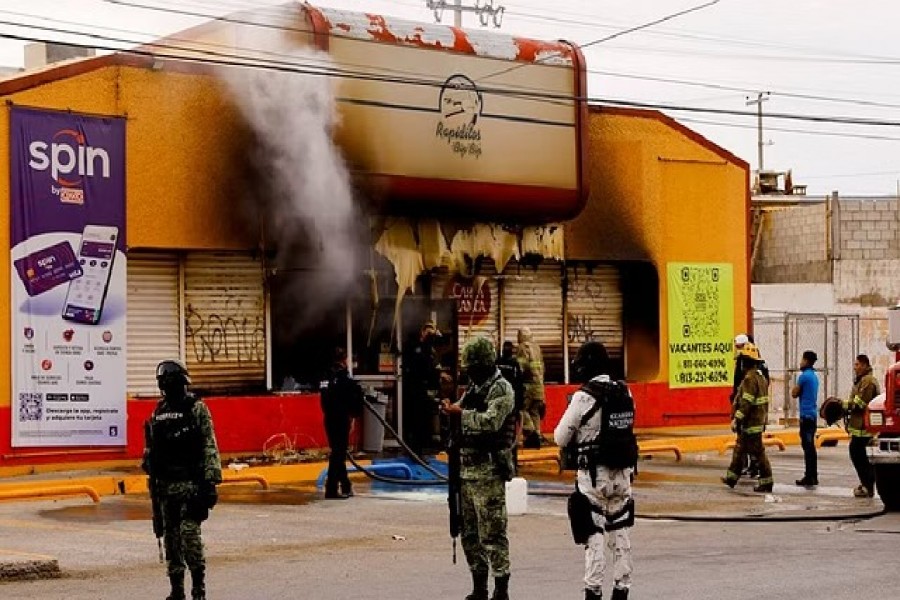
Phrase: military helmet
[
  {"left": 461, "top": 337, "right": 497, "bottom": 369},
  {"left": 156, "top": 359, "right": 191, "bottom": 389},
  {"left": 572, "top": 340, "right": 610, "bottom": 382}
]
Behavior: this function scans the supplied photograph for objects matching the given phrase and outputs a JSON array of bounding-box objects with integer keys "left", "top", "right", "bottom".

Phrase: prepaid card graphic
[{"left": 14, "top": 240, "right": 83, "bottom": 296}]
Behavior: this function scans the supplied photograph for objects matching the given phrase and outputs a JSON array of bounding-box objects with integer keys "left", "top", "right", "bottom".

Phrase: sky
[{"left": 1, "top": 0, "right": 899, "bottom": 196}]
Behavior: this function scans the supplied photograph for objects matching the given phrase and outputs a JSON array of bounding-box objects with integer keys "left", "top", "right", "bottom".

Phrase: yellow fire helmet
[{"left": 736, "top": 342, "right": 762, "bottom": 363}]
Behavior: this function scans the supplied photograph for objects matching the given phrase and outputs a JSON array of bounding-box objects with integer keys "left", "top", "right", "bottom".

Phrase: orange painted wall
[
  {"left": 0, "top": 62, "right": 257, "bottom": 408},
  {"left": 567, "top": 107, "right": 750, "bottom": 383}
]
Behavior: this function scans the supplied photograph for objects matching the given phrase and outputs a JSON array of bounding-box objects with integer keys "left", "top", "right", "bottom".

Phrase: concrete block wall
[
  {"left": 834, "top": 259, "right": 900, "bottom": 306},
  {"left": 754, "top": 204, "right": 829, "bottom": 283},
  {"left": 838, "top": 198, "right": 900, "bottom": 260}
]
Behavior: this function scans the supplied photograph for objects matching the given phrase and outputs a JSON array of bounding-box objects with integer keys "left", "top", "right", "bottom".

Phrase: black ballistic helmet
[
  {"left": 571, "top": 341, "right": 610, "bottom": 383},
  {"left": 156, "top": 359, "right": 191, "bottom": 390}
]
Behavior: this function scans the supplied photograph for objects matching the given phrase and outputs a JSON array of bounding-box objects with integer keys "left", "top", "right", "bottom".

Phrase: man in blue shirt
[{"left": 792, "top": 350, "right": 820, "bottom": 487}]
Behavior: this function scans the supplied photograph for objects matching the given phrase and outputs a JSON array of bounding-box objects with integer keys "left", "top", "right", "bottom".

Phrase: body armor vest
[
  {"left": 460, "top": 375, "right": 518, "bottom": 452},
  {"left": 149, "top": 395, "right": 203, "bottom": 481},
  {"left": 578, "top": 380, "right": 638, "bottom": 470}
]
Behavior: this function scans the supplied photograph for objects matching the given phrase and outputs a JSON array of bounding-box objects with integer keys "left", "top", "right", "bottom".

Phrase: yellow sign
[{"left": 667, "top": 263, "right": 734, "bottom": 388}]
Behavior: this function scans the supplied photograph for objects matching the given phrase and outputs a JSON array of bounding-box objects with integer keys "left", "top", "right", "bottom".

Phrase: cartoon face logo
[
  {"left": 84, "top": 360, "right": 94, "bottom": 371},
  {"left": 24, "top": 327, "right": 34, "bottom": 340},
  {"left": 63, "top": 329, "right": 75, "bottom": 342},
  {"left": 439, "top": 75, "right": 483, "bottom": 126},
  {"left": 41, "top": 359, "right": 53, "bottom": 371},
  {"left": 102, "top": 331, "right": 113, "bottom": 343}
]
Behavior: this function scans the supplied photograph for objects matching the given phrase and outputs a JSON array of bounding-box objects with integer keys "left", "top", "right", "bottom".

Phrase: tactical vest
[
  {"left": 149, "top": 396, "right": 203, "bottom": 482},
  {"left": 460, "top": 375, "right": 518, "bottom": 452},
  {"left": 578, "top": 380, "right": 638, "bottom": 470}
]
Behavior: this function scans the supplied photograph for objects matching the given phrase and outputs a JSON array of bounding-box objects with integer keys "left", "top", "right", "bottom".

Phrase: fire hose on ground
[
  {"left": 342, "top": 396, "right": 449, "bottom": 486},
  {"left": 345, "top": 399, "right": 888, "bottom": 523}
]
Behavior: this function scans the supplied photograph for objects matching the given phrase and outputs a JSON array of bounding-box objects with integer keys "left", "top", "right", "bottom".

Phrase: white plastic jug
[{"left": 505, "top": 477, "right": 528, "bottom": 515}]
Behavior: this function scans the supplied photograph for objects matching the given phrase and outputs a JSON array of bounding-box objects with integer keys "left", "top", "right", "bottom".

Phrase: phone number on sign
[{"left": 677, "top": 371, "right": 729, "bottom": 385}]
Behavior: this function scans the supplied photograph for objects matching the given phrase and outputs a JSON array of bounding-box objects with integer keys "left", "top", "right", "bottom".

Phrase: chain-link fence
[{"left": 753, "top": 312, "right": 859, "bottom": 424}]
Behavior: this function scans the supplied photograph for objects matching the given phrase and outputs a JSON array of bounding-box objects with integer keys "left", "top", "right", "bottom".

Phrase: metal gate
[{"left": 753, "top": 312, "right": 859, "bottom": 422}]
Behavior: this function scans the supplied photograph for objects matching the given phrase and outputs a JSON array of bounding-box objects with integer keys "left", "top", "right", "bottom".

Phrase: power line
[
  {"left": 479, "top": 0, "right": 723, "bottom": 81},
  {"left": 502, "top": 6, "right": 900, "bottom": 63},
  {"left": 99, "top": 0, "right": 900, "bottom": 109},
  {"left": 677, "top": 116, "right": 900, "bottom": 142},
  {"left": 9, "top": 13, "right": 900, "bottom": 133},
  {"left": 589, "top": 69, "right": 900, "bottom": 109}
]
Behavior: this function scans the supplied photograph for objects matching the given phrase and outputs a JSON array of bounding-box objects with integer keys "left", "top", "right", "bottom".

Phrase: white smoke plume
[{"left": 221, "top": 51, "right": 362, "bottom": 334}]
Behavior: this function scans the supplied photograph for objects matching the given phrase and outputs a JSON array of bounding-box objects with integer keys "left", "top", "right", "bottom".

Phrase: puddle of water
[
  {"left": 40, "top": 500, "right": 151, "bottom": 523},
  {"left": 220, "top": 488, "right": 316, "bottom": 506}
]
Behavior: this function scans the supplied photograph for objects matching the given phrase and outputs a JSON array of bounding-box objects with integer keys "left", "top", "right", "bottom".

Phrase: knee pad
[{"left": 605, "top": 497, "right": 635, "bottom": 532}]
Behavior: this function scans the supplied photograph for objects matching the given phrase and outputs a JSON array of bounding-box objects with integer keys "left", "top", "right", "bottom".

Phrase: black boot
[
  {"left": 611, "top": 586, "right": 629, "bottom": 600},
  {"left": 465, "top": 570, "right": 488, "bottom": 600},
  {"left": 190, "top": 567, "right": 206, "bottom": 600},
  {"left": 585, "top": 589, "right": 602, "bottom": 600},
  {"left": 166, "top": 573, "right": 186, "bottom": 600},
  {"left": 491, "top": 574, "right": 510, "bottom": 600}
]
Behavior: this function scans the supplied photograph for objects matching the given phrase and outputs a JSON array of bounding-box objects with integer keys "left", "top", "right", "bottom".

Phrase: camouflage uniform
[
  {"left": 146, "top": 397, "right": 222, "bottom": 592},
  {"left": 516, "top": 328, "right": 545, "bottom": 442},
  {"left": 456, "top": 338, "right": 517, "bottom": 588},
  {"left": 724, "top": 368, "right": 773, "bottom": 488}
]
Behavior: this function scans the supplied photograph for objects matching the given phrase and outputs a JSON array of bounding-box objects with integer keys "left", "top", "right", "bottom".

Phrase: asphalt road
[{"left": 1, "top": 445, "right": 897, "bottom": 599}]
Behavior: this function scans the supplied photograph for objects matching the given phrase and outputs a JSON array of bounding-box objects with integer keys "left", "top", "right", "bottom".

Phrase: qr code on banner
[{"left": 18, "top": 392, "right": 43, "bottom": 422}]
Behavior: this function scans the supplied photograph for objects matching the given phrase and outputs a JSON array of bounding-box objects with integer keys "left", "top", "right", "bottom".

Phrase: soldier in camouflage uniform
[
  {"left": 516, "top": 327, "right": 546, "bottom": 449},
  {"left": 442, "top": 337, "right": 516, "bottom": 600},
  {"left": 144, "top": 360, "right": 222, "bottom": 600},
  {"left": 722, "top": 343, "right": 774, "bottom": 493}
]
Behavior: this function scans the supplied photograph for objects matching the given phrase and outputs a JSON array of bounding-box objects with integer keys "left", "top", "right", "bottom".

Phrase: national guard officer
[
  {"left": 555, "top": 341, "right": 637, "bottom": 600},
  {"left": 441, "top": 337, "right": 516, "bottom": 600},
  {"left": 144, "top": 360, "right": 222, "bottom": 600}
]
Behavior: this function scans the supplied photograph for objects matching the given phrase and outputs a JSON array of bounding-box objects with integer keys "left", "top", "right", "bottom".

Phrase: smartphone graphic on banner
[{"left": 62, "top": 225, "right": 119, "bottom": 325}]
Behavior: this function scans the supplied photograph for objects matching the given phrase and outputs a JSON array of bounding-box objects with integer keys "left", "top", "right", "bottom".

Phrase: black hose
[
  {"left": 342, "top": 397, "right": 449, "bottom": 486},
  {"left": 528, "top": 485, "right": 888, "bottom": 522}
]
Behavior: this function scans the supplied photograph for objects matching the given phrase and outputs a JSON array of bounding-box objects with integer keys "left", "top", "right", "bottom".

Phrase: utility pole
[
  {"left": 746, "top": 92, "right": 771, "bottom": 172},
  {"left": 425, "top": 0, "right": 505, "bottom": 28}
]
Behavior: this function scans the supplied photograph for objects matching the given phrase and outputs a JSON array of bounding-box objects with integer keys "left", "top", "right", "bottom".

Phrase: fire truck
[{"left": 865, "top": 305, "right": 900, "bottom": 511}]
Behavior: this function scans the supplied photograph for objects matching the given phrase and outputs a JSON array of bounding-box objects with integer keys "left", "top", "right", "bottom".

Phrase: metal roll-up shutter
[
  {"left": 127, "top": 253, "right": 180, "bottom": 396},
  {"left": 431, "top": 261, "right": 500, "bottom": 348},
  {"left": 566, "top": 264, "right": 624, "bottom": 360},
  {"left": 502, "top": 261, "right": 564, "bottom": 382},
  {"left": 184, "top": 252, "right": 266, "bottom": 392}
]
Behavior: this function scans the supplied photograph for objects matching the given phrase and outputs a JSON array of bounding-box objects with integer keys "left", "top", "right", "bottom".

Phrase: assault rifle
[
  {"left": 446, "top": 410, "right": 463, "bottom": 564},
  {"left": 143, "top": 419, "right": 165, "bottom": 563}
]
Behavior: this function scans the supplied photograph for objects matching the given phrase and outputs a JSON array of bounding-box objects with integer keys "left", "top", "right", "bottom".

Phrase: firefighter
[
  {"left": 321, "top": 347, "right": 364, "bottom": 499},
  {"left": 722, "top": 343, "right": 774, "bottom": 493},
  {"left": 844, "top": 354, "right": 878, "bottom": 497},
  {"left": 732, "top": 333, "right": 770, "bottom": 478},
  {"left": 555, "top": 341, "right": 637, "bottom": 600}
]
